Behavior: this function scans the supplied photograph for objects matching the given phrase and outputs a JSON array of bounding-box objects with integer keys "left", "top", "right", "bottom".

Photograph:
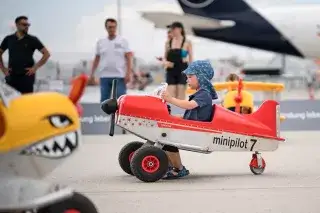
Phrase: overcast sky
[{"left": 0, "top": 0, "right": 318, "bottom": 63}]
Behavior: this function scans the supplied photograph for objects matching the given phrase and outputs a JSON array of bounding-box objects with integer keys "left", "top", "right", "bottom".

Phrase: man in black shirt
[{"left": 0, "top": 16, "right": 50, "bottom": 94}]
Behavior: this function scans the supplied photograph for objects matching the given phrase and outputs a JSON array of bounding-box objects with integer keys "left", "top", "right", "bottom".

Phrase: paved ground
[{"left": 47, "top": 132, "right": 320, "bottom": 213}]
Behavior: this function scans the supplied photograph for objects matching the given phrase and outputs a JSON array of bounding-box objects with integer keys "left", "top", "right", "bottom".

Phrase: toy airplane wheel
[
  {"left": 118, "top": 141, "right": 144, "bottom": 175},
  {"left": 130, "top": 146, "right": 168, "bottom": 182},
  {"left": 250, "top": 166, "right": 265, "bottom": 175},
  {"left": 37, "top": 192, "right": 98, "bottom": 213},
  {"left": 249, "top": 155, "right": 266, "bottom": 175}
]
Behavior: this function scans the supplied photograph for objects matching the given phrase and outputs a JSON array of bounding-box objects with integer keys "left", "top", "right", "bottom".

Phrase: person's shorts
[
  {"left": 100, "top": 77, "right": 127, "bottom": 102},
  {"left": 5, "top": 74, "right": 35, "bottom": 94},
  {"left": 166, "top": 72, "right": 187, "bottom": 85}
]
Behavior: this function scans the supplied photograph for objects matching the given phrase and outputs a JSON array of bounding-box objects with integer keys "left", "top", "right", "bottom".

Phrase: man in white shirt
[{"left": 90, "top": 18, "right": 132, "bottom": 102}]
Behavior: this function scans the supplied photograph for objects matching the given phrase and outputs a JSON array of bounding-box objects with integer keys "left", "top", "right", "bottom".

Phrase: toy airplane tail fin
[
  {"left": 250, "top": 100, "right": 280, "bottom": 137},
  {"left": 69, "top": 74, "right": 88, "bottom": 116},
  {"left": 69, "top": 74, "right": 88, "bottom": 104}
]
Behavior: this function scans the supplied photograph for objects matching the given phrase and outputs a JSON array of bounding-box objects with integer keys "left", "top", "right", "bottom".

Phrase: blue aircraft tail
[{"left": 176, "top": 0, "right": 303, "bottom": 57}]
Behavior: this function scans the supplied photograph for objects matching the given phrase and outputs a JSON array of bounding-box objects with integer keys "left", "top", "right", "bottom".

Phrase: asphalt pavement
[{"left": 46, "top": 131, "right": 320, "bottom": 213}]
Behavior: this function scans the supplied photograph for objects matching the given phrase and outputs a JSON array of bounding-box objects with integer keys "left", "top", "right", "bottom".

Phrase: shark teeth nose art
[{"left": 21, "top": 131, "right": 78, "bottom": 159}]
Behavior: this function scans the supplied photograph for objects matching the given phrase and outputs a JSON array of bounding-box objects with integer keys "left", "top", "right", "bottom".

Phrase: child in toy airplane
[
  {"left": 0, "top": 75, "right": 98, "bottom": 213},
  {"left": 225, "top": 73, "right": 240, "bottom": 83},
  {"left": 161, "top": 60, "right": 218, "bottom": 179},
  {"left": 223, "top": 78, "right": 254, "bottom": 114},
  {"left": 221, "top": 77, "right": 286, "bottom": 121},
  {"left": 223, "top": 73, "right": 251, "bottom": 113}
]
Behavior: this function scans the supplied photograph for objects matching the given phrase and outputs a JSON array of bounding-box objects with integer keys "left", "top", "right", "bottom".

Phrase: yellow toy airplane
[
  {"left": 0, "top": 74, "right": 99, "bottom": 212},
  {"left": 186, "top": 79, "right": 286, "bottom": 122}
]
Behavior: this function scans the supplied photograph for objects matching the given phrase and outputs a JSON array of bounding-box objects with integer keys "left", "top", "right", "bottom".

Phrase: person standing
[
  {"left": 162, "top": 22, "right": 193, "bottom": 100},
  {"left": 56, "top": 62, "right": 61, "bottom": 80},
  {"left": 306, "top": 71, "right": 320, "bottom": 100},
  {"left": 306, "top": 61, "right": 320, "bottom": 100},
  {"left": 0, "top": 16, "right": 50, "bottom": 94},
  {"left": 156, "top": 24, "right": 173, "bottom": 62},
  {"left": 90, "top": 18, "right": 133, "bottom": 102},
  {"left": 166, "top": 24, "right": 173, "bottom": 40}
]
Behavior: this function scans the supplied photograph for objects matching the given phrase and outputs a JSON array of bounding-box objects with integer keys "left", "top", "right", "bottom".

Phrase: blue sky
[{"left": 0, "top": 0, "right": 317, "bottom": 63}]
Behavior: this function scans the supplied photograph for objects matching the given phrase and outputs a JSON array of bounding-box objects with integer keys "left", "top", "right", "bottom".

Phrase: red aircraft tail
[
  {"left": 69, "top": 74, "right": 88, "bottom": 104},
  {"left": 250, "top": 100, "right": 280, "bottom": 137}
]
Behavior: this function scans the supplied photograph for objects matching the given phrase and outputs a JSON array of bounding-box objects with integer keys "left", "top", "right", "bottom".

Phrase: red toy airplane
[{"left": 101, "top": 80, "right": 285, "bottom": 182}]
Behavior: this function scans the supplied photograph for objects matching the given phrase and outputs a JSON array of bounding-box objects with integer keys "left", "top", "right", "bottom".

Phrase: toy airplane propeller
[{"left": 101, "top": 79, "right": 119, "bottom": 136}]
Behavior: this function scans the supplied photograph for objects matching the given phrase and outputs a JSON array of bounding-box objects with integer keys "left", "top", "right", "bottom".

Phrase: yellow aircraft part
[{"left": 186, "top": 81, "right": 285, "bottom": 94}]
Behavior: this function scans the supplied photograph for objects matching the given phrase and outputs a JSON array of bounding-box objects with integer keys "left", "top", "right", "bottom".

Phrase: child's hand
[{"left": 161, "top": 89, "right": 172, "bottom": 102}]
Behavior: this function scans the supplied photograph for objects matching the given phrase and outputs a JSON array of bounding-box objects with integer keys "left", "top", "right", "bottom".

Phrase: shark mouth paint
[{"left": 20, "top": 131, "right": 79, "bottom": 159}]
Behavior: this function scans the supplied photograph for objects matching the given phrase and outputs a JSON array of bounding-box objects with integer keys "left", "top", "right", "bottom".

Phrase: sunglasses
[{"left": 106, "top": 26, "right": 116, "bottom": 29}]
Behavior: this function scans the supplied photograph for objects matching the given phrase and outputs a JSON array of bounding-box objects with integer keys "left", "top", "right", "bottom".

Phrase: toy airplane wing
[
  {"left": 213, "top": 81, "right": 285, "bottom": 92},
  {"left": 140, "top": 11, "right": 234, "bottom": 35},
  {"left": 186, "top": 81, "right": 285, "bottom": 95},
  {"left": 0, "top": 82, "right": 21, "bottom": 107}
]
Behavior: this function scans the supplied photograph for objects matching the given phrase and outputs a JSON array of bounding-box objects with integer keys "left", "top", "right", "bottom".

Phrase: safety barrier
[{"left": 80, "top": 100, "right": 320, "bottom": 135}]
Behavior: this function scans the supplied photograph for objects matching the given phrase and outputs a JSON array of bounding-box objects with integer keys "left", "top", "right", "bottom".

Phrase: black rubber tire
[
  {"left": 130, "top": 146, "right": 168, "bottom": 182},
  {"left": 37, "top": 192, "right": 98, "bottom": 213},
  {"left": 250, "top": 166, "right": 265, "bottom": 175},
  {"left": 118, "top": 141, "right": 144, "bottom": 175}
]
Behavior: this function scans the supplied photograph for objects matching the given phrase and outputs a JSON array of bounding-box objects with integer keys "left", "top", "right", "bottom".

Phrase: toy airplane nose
[
  {"left": 101, "top": 98, "right": 118, "bottom": 115},
  {"left": 101, "top": 79, "right": 118, "bottom": 136}
]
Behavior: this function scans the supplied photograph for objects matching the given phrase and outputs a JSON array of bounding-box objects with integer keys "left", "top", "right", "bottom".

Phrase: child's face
[
  {"left": 186, "top": 74, "right": 199, "bottom": 89},
  {"left": 241, "top": 107, "right": 251, "bottom": 114}
]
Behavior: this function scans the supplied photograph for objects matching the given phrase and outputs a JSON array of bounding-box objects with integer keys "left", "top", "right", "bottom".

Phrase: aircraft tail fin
[{"left": 250, "top": 100, "right": 280, "bottom": 137}]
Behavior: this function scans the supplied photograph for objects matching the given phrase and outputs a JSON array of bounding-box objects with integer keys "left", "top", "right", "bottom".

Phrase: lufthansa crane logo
[{"left": 180, "top": 0, "right": 215, "bottom": 8}]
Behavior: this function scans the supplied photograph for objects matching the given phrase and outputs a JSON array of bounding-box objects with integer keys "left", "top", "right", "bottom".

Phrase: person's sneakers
[{"left": 162, "top": 166, "right": 190, "bottom": 179}]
